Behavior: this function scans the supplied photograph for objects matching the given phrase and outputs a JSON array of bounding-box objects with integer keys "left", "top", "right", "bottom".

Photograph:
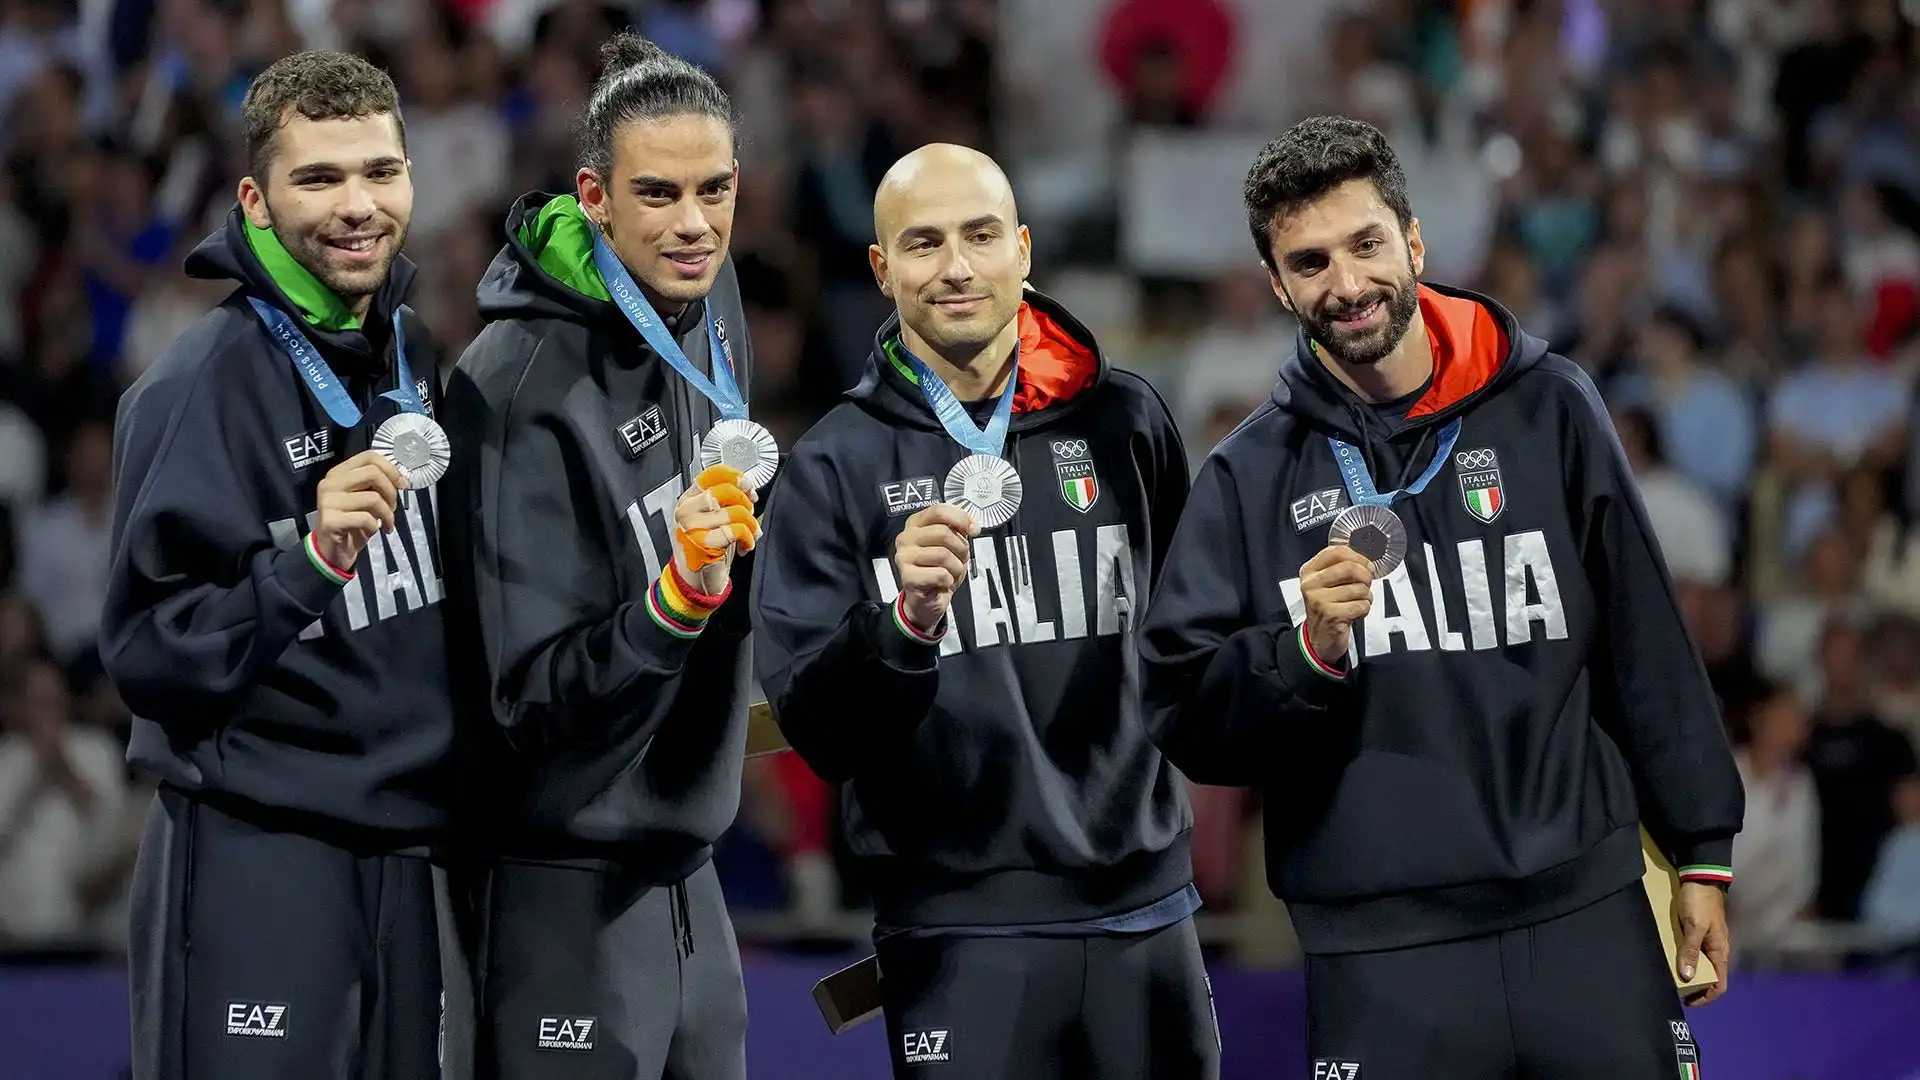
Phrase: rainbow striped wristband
[
  {"left": 648, "top": 564, "right": 729, "bottom": 639},
  {"left": 304, "top": 532, "right": 354, "bottom": 585}
]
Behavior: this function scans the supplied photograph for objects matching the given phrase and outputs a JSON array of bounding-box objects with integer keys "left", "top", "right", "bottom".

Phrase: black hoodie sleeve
[
  {"left": 467, "top": 367, "right": 723, "bottom": 757},
  {"left": 1133, "top": 373, "right": 1192, "bottom": 588},
  {"left": 1562, "top": 368, "right": 1745, "bottom": 883},
  {"left": 750, "top": 442, "right": 938, "bottom": 784},
  {"left": 1139, "top": 452, "right": 1357, "bottom": 788},
  {"left": 100, "top": 340, "right": 349, "bottom": 720}
]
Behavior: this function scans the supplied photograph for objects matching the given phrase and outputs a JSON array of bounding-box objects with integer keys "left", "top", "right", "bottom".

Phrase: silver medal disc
[
  {"left": 1328, "top": 503, "right": 1408, "bottom": 578},
  {"left": 699, "top": 419, "right": 780, "bottom": 491},
  {"left": 944, "top": 454, "right": 1022, "bottom": 530},
  {"left": 373, "top": 412, "right": 451, "bottom": 489}
]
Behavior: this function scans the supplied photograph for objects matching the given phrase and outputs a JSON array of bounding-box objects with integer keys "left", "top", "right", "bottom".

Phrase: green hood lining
[
  {"left": 243, "top": 219, "right": 362, "bottom": 331},
  {"left": 517, "top": 196, "right": 611, "bottom": 302}
]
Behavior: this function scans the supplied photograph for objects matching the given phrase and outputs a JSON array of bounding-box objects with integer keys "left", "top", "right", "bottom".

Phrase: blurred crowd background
[{"left": 1, "top": 0, "right": 1918, "bottom": 976}]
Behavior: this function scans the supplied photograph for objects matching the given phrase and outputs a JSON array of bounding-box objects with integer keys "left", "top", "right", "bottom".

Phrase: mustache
[{"left": 1319, "top": 290, "right": 1391, "bottom": 320}]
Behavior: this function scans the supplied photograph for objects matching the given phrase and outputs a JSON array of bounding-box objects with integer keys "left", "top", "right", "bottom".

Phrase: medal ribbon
[
  {"left": 250, "top": 298, "right": 424, "bottom": 426},
  {"left": 1326, "top": 418, "right": 1463, "bottom": 507},
  {"left": 590, "top": 228, "right": 746, "bottom": 421},
  {"left": 894, "top": 339, "right": 1019, "bottom": 458}
]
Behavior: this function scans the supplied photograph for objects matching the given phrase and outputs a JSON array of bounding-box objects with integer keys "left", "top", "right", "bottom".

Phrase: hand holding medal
[
  {"left": 892, "top": 340, "right": 1024, "bottom": 531},
  {"left": 673, "top": 464, "right": 761, "bottom": 595}
]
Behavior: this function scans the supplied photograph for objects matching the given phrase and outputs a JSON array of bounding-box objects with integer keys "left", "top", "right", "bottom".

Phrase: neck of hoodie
[
  {"left": 901, "top": 316, "right": 1021, "bottom": 401},
  {"left": 244, "top": 218, "right": 367, "bottom": 329},
  {"left": 1313, "top": 306, "right": 1435, "bottom": 404}
]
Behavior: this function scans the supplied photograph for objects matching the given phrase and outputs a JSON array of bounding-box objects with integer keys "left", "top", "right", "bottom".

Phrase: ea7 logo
[
  {"left": 1313, "top": 1061, "right": 1361, "bottom": 1080},
  {"left": 903, "top": 1028, "right": 951, "bottom": 1064},
  {"left": 1290, "top": 486, "right": 1349, "bottom": 531},
  {"left": 283, "top": 429, "right": 334, "bottom": 471},
  {"left": 882, "top": 476, "right": 939, "bottom": 517},
  {"left": 226, "top": 1002, "right": 288, "bottom": 1038},
  {"left": 537, "top": 1016, "right": 596, "bottom": 1052},
  {"left": 617, "top": 405, "right": 670, "bottom": 459}
]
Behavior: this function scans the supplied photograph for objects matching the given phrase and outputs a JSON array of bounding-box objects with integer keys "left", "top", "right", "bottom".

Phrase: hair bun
[{"left": 600, "top": 32, "right": 667, "bottom": 76}]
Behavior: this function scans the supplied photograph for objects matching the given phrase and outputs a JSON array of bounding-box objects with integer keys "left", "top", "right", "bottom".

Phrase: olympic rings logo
[
  {"left": 1053, "top": 439, "right": 1090, "bottom": 457},
  {"left": 1455, "top": 449, "right": 1497, "bottom": 469}
]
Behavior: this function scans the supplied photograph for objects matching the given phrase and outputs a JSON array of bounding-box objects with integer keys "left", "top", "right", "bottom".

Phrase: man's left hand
[{"left": 1676, "top": 882, "right": 1732, "bottom": 1006}]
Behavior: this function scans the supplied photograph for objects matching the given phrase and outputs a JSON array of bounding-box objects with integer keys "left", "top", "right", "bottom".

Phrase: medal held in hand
[
  {"left": 1323, "top": 417, "right": 1464, "bottom": 578},
  {"left": 591, "top": 228, "right": 779, "bottom": 491},
  {"left": 249, "top": 297, "right": 449, "bottom": 489},
  {"left": 890, "top": 339, "right": 1023, "bottom": 530}
]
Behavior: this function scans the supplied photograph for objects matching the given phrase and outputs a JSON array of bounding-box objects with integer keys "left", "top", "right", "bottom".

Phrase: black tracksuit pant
[
  {"left": 129, "top": 784, "right": 444, "bottom": 1080},
  {"left": 1306, "top": 884, "right": 1699, "bottom": 1080},
  {"left": 874, "top": 916, "right": 1219, "bottom": 1080},
  {"left": 468, "top": 859, "right": 746, "bottom": 1080}
]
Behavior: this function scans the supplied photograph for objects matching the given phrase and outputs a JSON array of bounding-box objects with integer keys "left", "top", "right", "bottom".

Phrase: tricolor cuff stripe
[
  {"left": 1678, "top": 865, "right": 1734, "bottom": 884},
  {"left": 303, "top": 533, "right": 353, "bottom": 585},
  {"left": 646, "top": 580, "right": 706, "bottom": 639},
  {"left": 892, "top": 595, "right": 944, "bottom": 644},
  {"left": 1297, "top": 625, "right": 1346, "bottom": 681}
]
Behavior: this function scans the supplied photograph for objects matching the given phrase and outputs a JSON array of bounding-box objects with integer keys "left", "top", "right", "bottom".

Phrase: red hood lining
[
  {"left": 1405, "top": 285, "right": 1510, "bottom": 419},
  {"left": 1014, "top": 301, "right": 1099, "bottom": 413}
]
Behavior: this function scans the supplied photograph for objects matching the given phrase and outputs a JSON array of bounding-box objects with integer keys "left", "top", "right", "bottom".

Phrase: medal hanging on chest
[
  {"left": 250, "top": 297, "right": 449, "bottom": 488},
  {"left": 590, "top": 229, "right": 778, "bottom": 490},
  {"left": 1323, "top": 418, "right": 1462, "bottom": 578},
  {"left": 893, "top": 339, "right": 1023, "bottom": 530}
]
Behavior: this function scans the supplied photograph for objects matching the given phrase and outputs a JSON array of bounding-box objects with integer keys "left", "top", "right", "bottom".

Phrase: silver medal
[
  {"left": 699, "top": 419, "right": 780, "bottom": 491},
  {"left": 944, "top": 454, "right": 1022, "bottom": 530},
  {"left": 372, "top": 412, "right": 450, "bottom": 489},
  {"left": 1328, "top": 503, "right": 1407, "bottom": 578}
]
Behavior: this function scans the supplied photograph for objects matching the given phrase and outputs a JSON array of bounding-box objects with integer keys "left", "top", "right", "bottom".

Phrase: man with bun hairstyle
[{"left": 441, "top": 32, "right": 761, "bottom": 1080}]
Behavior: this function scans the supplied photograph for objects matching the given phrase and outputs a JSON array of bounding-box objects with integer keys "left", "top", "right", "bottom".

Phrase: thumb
[{"left": 1678, "top": 917, "right": 1706, "bottom": 981}]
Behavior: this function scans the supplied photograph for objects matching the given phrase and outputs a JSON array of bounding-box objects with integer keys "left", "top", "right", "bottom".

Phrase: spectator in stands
[
  {"left": 1613, "top": 404, "right": 1731, "bottom": 589},
  {"left": 1872, "top": 614, "right": 1920, "bottom": 747},
  {"left": 1804, "top": 617, "right": 1920, "bottom": 920},
  {"left": 15, "top": 420, "right": 113, "bottom": 663},
  {"left": 0, "top": 659, "right": 126, "bottom": 946},
  {"left": 1860, "top": 777, "right": 1920, "bottom": 943},
  {"left": 1757, "top": 527, "right": 1870, "bottom": 699},
  {"left": 1610, "top": 304, "right": 1756, "bottom": 514},
  {"left": 1729, "top": 683, "right": 1820, "bottom": 961},
  {"left": 1172, "top": 265, "right": 1295, "bottom": 449}
]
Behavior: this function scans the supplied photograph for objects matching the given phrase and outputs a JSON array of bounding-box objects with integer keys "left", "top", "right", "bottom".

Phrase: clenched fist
[
  {"left": 313, "top": 450, "right": 404, "bottom": 573},
  {"left": 672, "top": 464, "right": 761, "bottom": 596},
  {"left": 1300, "top": 544, "right": 1375, "bottom": 665},
  {"left": 893, "top": 503, "right": 978, "bottom": 633}
]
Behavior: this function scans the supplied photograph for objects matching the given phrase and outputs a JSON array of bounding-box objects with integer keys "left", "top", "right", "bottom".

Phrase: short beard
[
  {"left": 1294, "top": 258, "right": 1420, "bottom": 367},
  {"left": 269, "top": 209, "right": 400, "bottom": 305}
]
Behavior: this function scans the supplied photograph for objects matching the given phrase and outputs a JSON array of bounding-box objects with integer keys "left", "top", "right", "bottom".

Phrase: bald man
[{"left": 750, "top": 145, "right": 1217, "bottom": 1080}]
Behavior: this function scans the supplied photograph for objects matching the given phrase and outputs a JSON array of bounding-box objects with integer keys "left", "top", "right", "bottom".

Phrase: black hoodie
[
  {"left": 438, "top": 192, "right": 753, "bottom": 874},
  {"left": 100, "top": 208, "right": 454, "bottom": 841},
  {"left": 1138, "top": 284, "right": 1745, "bottom": 954},
  {"left": 751, "top": 293, "right": 1196, "bottom": 930}
]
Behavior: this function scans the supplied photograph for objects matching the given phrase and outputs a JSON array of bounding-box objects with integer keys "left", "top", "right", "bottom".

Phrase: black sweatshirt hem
[{"left": 868, "top": 832, "right": 1195, "bottom": 929}]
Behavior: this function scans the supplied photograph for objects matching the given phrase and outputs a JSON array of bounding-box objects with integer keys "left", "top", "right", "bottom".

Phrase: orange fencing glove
[{"left": 674, "top": 464, "right": 761, "bottom": 572}]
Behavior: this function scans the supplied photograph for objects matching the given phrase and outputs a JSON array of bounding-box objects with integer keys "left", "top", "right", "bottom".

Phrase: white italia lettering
[
  {"left": 265, "top": 492, "right": 446, "bottom": 636},
  {"left": 1456, "top": 538, "right": 1500, "bottom": 650},
  {"left": 402, "top": 490, "right": 443, "bottom": 604},
  {"left": 1503, "top": 531, "right": 1569, "bottom": 644},
  {"left": 966, "top": 537, "right": 1016, "bottom": 648},
  {"left": 1006, "top": 534, "right": 1057, "bottom": 643},
  {"left": 372, "top": 522, "right": 423, "bottom": 618},
  {"left": 1361, "top": 563, "right": 1431, "bottom": 657},
  {"left": 626, "top": 474, "right": 685, "bottom": 580},
  {"left": 1423, "top": 541, "right": 1466, "bottom": 651},
  {"left": 1277, "top": 530, "right": 1568, "bottom": 660},
  {"left": 1052, "top": 530, "right": 1088, "bottom": 640},
  {"left": 1093, "top": 523, "right": 1137, "bottom": 636}
]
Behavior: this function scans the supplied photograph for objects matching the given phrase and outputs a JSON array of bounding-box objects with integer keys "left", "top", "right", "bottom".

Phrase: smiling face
[
  {"left": 239, "top": 110, "right": 412, "bottom": 309},
  {"left": 578, "top": 112, "right": 737, "bottom": 312},
  {"left": 869, "top": 144, "right": 1031, "bottom": 363},
  {"left": 1265, "top": 177, "right": 1424, "bottom": 366}
]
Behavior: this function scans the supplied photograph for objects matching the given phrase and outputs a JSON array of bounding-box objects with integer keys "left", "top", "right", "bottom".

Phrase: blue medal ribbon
[
  {"left": 590, "top": 229, "right": 745, "bottom": 421},
  {"left": 249, "top": 297, "right": 425, "bottom": 427},
  {"left": 895, "top": 339, "right": 1018, "bottom": 458},
  {"left": 1326, "top": 418, "right": 1462, "bottom": 507}
]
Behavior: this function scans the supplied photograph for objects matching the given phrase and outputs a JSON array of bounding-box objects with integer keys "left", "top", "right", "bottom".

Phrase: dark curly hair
[
  {"left": 242, "top": 51, "right": 404, "bottom": 183},
  {"left": 1243, "top": 115, "right": 1413, "bottom": 271}
]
